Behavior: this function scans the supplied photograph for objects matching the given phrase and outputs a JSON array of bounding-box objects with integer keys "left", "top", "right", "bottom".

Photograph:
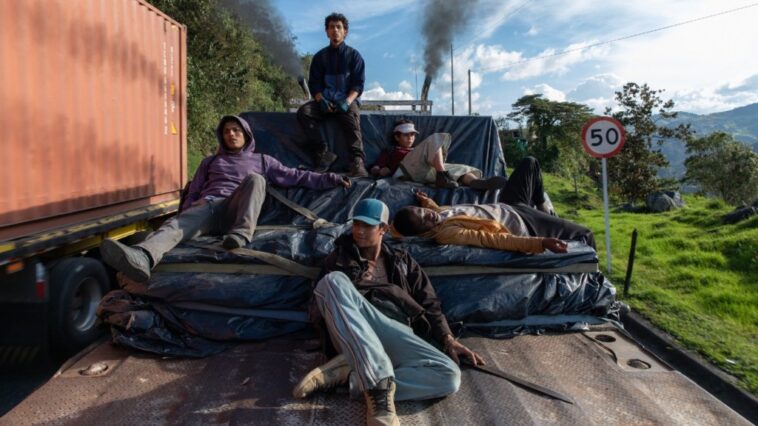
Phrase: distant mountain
[{"left": 654, "top": 103, "right": 758, "bottom": 181}]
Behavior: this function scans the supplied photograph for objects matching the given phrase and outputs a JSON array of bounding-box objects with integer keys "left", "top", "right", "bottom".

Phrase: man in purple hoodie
[{"left": 101, "top": 115, "right": 351, "bottom": 283}]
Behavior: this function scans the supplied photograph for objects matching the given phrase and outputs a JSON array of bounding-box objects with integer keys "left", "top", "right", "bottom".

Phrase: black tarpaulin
[
  {"left": 241, "top": 112, "right": 506, "bottom": 177},
  {"left": 99, "top": 113, "right": 618, "bottom": 357}
]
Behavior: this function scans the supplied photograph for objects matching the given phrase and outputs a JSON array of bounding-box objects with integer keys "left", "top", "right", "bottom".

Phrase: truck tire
[{"left": 48, "top": 257, "right": 110, "bottom": 356}]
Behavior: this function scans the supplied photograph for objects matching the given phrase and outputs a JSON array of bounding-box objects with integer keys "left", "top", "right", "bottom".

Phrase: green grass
[{"left": 543, "top": 173, "right": 758, "bottom": 394}]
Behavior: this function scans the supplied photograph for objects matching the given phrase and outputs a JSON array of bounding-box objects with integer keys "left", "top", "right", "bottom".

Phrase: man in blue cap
[{"left": 293, "top": 198, "right": 483, "bottom": 426}]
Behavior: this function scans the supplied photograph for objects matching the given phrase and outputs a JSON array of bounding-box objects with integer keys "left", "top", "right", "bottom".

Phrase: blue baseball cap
[{"left": 351, "top": 199, "right": 390, "bottom": 226}]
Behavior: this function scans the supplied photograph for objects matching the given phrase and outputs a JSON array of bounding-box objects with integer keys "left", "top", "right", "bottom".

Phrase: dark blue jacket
[{"left": 308, "top": 42, "right": 365, "bottom": 103}]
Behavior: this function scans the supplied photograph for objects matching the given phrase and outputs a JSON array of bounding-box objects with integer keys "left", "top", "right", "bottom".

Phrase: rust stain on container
[{"left": 0, "top": 0, "right": 187, "bottom": 241}]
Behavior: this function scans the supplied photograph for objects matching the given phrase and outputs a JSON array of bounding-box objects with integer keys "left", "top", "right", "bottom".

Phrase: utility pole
[
  {"left": 450, "top": 43, "right": 454, "bottom": 115},
  {"left": 468, "top": 69, "right": 472, "bottom": 115}
]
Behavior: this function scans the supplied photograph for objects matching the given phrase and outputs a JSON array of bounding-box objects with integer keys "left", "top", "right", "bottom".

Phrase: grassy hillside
[{"left": 543, "top": 172, "right": 758, "bottom": 394}]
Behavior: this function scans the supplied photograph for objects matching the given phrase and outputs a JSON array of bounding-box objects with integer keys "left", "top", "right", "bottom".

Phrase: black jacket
[{"left": 317, "top": 234, "right": 452, "bottom": 344}]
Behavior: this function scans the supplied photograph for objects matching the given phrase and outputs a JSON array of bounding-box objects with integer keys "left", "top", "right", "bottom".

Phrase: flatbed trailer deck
[{"left": 3, "top": 327, "right": 750, "bottom": 425}]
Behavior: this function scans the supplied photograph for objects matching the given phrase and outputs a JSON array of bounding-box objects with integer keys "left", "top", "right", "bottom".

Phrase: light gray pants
[
  {"left": 137, "top": 173, "right": 266, "bottom": 264},
  {"left": 314, "top": 271, "right": 461, "bottom": 401}
]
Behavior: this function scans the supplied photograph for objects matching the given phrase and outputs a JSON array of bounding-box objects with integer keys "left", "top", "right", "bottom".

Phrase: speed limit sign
[
  {"left": 580, "top": 116, "right": 626, "bottom": 274},
  {"left": 581, "top": 117, "right": 626, "bottom": 158}
]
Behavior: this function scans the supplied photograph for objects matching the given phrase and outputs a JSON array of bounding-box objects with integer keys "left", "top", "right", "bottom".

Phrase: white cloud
[
  {"left": 567, "top": 74, "right": 622, "bottom": 100},
  {"left": 398, "top": 80, "right": 413, "bottom": 92},
  {"left": 362, "top": 82, "right": 415, "bottom": 110},
  {"left": 499, "top": 41, "right": 610, "bottom": 81},
  {"left": 362, "top": 82, "right": 413, "bottom": 100},
  {"left": 524, "top": 84, "right": 566, "bottom": 102},
  {"left": 474, "top": 45, "right": 523, "bottom": 73},
  {"left": 524, "top": 25, "right": 539, "bottom": 37}
]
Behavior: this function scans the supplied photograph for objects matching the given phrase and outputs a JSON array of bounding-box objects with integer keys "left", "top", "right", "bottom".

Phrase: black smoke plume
[
  {"left": 420, "top": 0, "right": 478, "bottom": 82},
  {"left": 219, "top": 0, "right": 304, "bottom": 79}
]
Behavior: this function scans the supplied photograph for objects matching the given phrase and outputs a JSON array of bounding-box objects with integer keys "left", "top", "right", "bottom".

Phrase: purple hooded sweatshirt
[{"left": 181, "top": 115, "right": 343, "bottom": 210}]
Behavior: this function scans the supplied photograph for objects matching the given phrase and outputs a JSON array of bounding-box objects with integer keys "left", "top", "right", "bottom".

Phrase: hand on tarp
[
  {"left": 319, "top": 97, "right": 335, "bottom": 113},
  {"left": 339, "top": 175, "right": 352, "bottom": 188},
  {"left": 542, "top": 238, "right": 568, "bottom": 253},
  {"left": 337, "top": 100, "right": 350, "bottom": 113},
  {"left": 443, "top": 334, "right": 485, "bottom": 366}
]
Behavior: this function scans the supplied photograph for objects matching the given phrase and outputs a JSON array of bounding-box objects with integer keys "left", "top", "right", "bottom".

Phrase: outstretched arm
[
  {"left": 435, "top": 224, "right": 546, "bottom": 253},
  {"left": 262, "top": 155, "right": 349, "bottom": 189}
]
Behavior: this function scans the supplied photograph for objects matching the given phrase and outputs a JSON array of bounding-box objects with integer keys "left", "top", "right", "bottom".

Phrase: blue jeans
[{"left": 314, "top": 272, "right": 460, "bottom": 401}]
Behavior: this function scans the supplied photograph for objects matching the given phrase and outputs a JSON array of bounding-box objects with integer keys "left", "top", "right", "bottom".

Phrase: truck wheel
[{"left": 49, "top": 258, "right": 110, "bottom": 356}]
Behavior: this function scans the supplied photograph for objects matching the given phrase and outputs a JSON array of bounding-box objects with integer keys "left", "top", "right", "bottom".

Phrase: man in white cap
[
  {"left": 293, "top": 198, "right": 483, "bottom": 426},
  {"left": 370, "top": 118, "right": 507, "bottom": 190}
]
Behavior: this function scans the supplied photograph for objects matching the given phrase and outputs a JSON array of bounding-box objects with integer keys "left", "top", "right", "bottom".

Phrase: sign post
[{"left": 581, "top": 117, "right": 626, "bottom": 274}]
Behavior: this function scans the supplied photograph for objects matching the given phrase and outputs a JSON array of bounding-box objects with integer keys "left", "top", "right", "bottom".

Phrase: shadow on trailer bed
[{"left": 4, "top": 330, "right": 750, "bottom": 425}]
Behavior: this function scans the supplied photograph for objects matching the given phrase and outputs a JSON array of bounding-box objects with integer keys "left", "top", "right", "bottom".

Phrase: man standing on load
[
  {"left": 100, "top": 115, "right": 350, "bottom": 283},
  {"left": 297, "top": 12, "right": 368, "bottom": 177},
  {"left": 293, "top": 198, "right": 484, "bottom": 426}
]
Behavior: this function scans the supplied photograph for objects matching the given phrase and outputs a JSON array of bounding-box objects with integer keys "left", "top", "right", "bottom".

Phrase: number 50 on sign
[{"left": 580, "top": 117, "right": 626, "bottom": 158}]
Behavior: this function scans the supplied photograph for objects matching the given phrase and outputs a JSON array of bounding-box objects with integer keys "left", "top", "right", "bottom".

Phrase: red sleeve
[{"left": 374, "top": 150, "right": 391, "bottom": 168}]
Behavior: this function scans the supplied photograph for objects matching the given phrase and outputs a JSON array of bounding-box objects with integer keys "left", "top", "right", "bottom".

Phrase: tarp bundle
[{"left": 98, "top": 113, "right": 620, "bottom": 357}]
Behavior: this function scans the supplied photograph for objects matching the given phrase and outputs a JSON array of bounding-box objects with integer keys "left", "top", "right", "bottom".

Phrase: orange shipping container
[{"left": 0, "top": 0, "right": 187, "bottom": 242}]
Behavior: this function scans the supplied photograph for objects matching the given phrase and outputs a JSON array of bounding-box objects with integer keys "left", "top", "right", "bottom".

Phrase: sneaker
[
  {"left": 222, "top": 234, "right": 247, "bottom": 250},
  {"left": 467, "top": 176, "right": 508, "bottom": 191},
  {"left": 100, "top": 239, "right": 152, "bottom": 282},
  {"left": 435, "top": 170, "right": 459, "bottom": 189},
  {"left": 292, "top": 354, "right": 350, "bottom": 399},
  {"left": 314, "top": 151, "right": 338, "bottom": 173},
  {"left": 348, "top": 157, "right": 369, "bottom": 177},
  {"left": 365, "top": 377, "right": 399, "bottom": 426}
]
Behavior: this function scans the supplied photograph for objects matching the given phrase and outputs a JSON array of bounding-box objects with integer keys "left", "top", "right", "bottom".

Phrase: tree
[
  {"left": 504, "top": 95, "right": 593, "bottom": 178},
  {"left": 604, "top": 83, "right": 691, "bottom": 204},
  {"left": 684, "top": 132, "right": 758, "bottom": 205},
  {"left": 148, "top": 0, "right": 301, "bottom": 167}
]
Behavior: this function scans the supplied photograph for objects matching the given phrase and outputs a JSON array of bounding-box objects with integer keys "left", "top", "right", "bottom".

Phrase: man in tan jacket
[{"left": 392, "top": 191, "right": 594, "bottom": 254}]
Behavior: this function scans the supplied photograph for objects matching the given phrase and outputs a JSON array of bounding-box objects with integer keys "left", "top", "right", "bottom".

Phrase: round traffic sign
[{"left": 581, "top": 117, "right": 626, "bottom": 158}]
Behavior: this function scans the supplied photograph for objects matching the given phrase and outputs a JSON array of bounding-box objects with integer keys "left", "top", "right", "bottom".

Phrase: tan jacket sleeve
[{"left": 435, "top": 225, "right": 545, "bottom": 253}]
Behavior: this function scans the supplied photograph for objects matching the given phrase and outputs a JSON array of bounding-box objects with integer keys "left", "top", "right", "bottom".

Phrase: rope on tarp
[
  {"left": 266, "top": 185, "right": 336, "bottom": 229},
  {"left": 156, "top": 253, "right": 597, "bottom": 278},
  {"left": 179, "top": 242, "right": 320, "bottom": 279},
  {"left": 171, "top": 302, "right": 310, "bottom": 322}
]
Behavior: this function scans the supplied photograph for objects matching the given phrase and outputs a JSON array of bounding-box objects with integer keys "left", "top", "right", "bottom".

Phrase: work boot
[
  {"left": 292, "top": 354, "right": 350, "bottom": 399},
  {"left": 100, "top": 239, "right": 152, "bottom": 282},
  {"left": 365, "top": 377, "right": 399, "bottom": 426},
  {"left": 222, "top": 233, "right": 247, "bottom": 250},
  {"left": 467, "top": 176, "right": 508, "bottom": 191},
  {"left": 435, "top": 170, "right": 459, "bottom": 189},
  {"left": 349, "top": 157, "right": 369, "bottom": 178},
  {"left": 314, "top": 150, "right": 338, "bottom": 173}
]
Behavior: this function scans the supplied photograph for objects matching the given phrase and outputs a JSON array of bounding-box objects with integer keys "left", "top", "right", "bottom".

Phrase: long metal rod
[
  {"left": 468, "top": 69, "right": 472, "bottom": 115},
  {"left": 602, "top": 158, "right": 611, "bottom": 273},
  {"left": 624, "top": 228, "right": 638, "bottom": 297},
  {"left": 463, "top": 359, "right": 575, "bottom": 404},
  {"left": 450, "top": 43, "right": 454, "bottom": 115}
]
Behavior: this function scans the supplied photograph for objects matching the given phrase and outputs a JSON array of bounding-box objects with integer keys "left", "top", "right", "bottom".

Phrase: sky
[{"left": 269, "top": 0, "right": 758, "bottom": 118}]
